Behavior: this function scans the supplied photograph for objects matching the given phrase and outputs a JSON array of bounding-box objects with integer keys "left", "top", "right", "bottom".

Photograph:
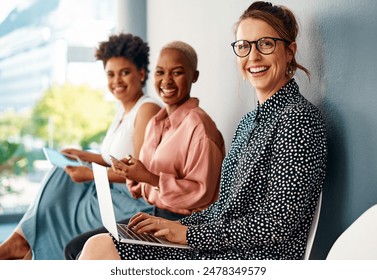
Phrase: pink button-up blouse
[{"left": 127, "top": 98, "right": 225, "bottom": 216}]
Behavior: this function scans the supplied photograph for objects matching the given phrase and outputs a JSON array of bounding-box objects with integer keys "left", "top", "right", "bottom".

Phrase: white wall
[
  {"left": 146, "top": 0, "right": 256, "bottom": 151},
  {"left": 144, "top": 0, "right": 332, "bottom": 151}
]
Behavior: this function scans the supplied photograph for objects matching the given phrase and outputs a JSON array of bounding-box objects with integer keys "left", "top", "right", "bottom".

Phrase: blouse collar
[
  {"left": 255, "top": 79, "right": 300, "bottom": 123},
  {"left": 154, "top": 97, "right": 199, "bottom": 129}
]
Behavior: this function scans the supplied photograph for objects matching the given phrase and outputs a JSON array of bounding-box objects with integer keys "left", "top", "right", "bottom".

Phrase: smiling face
[
  {"left": 105, "top": 57, "right": 145, "bottom": 109},
  {"left": 154, "top": 48, "right": 199, "bottom": 114},
  {"left": 236, "top": 18, "right": 296, "bottom": 103}
]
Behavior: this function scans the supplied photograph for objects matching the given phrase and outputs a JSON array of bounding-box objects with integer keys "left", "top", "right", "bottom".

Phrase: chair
[
  {"left": 302, "top": 192, "right": 322, "bottom": 260},
  {"left": 326, "top": 204, "right": 377, "bottom": 260}
]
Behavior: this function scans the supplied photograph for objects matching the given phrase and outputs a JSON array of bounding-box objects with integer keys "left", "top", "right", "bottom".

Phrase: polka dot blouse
[{"left": 112, "top": 79, "right": 327, "bottom": 260}]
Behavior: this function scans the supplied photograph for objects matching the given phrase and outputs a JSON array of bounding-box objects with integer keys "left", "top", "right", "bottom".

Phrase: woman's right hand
[
  {"left": 112, "top": 157, "right": 159, "bottom": 186},
  {"left": 112, "top": 157, "right": 160, "bottom": 198},
  {"left": 111, "top": 156, "right": 132, "bottom": 177},
  {"left": 128, "top": 212, "right": 188, "bottom": 245}
]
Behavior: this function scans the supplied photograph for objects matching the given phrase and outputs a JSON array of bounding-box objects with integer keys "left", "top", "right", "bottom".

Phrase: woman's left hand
[
  {"left": 128, "top": 212, "right": 188, "bottom": 245},
  {"left": 65, "top": 166, "right": 93, "bottom": 182}
]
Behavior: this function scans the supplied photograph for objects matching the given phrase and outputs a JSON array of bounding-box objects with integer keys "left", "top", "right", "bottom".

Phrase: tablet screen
[{"left": 43, "top": 147, "right": 83, "bottom": 168}]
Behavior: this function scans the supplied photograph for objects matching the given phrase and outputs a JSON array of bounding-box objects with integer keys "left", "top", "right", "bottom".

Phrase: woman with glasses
[{"left": 78, "top": 1, "right": 327, "bottom": 260}]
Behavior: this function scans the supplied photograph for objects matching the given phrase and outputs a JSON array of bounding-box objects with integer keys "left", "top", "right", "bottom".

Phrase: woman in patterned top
[{"left": 79, "top": 1, "right": 327, "bottom": 260}]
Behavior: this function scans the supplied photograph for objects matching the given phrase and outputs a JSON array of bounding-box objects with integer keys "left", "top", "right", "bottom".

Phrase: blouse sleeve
[
  {"left": 155, "top": 136, "right": 224, "bottom": 212},
  {"left": 179, "top": 115, "right": 248, "bottom": 226},
  {"left": 179, "top": 201, "right": 219, "bottom": 226},
  {"left": 186, "top": 107, "right": 327, "bottom": 251}
]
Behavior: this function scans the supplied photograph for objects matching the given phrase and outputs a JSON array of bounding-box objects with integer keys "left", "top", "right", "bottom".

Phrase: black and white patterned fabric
[{"left": 112, "top": 79, "right": 327, "bottom": 260}]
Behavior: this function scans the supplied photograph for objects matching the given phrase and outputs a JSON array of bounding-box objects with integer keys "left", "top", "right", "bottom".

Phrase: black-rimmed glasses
[{"left": 231, "top": 37, "right": 290, "bottom": 57}]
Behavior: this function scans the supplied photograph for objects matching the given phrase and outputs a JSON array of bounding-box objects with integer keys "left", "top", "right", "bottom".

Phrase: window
[{"left": 0, "top": 0, "right": 116, "bottom": 226}]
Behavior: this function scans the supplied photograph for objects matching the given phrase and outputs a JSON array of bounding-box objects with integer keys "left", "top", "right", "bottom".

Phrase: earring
[{"left": 286, "top": 61, "right": 294, "bottom": 76}]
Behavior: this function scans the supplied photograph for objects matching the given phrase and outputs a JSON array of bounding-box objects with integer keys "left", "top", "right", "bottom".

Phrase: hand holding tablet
[{"left": 43, "top": 148, "right": 83, "bottom": 168}]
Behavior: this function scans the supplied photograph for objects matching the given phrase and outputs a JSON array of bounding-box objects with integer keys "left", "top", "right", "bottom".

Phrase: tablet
[{"left": 43, "top": 147, "right": 83, "bottom": 168}]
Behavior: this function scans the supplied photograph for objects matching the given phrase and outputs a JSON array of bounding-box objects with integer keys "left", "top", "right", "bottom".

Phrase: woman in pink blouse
[
  {"left": 113, "top": 40, "right": 225, "bottom": 216},
  {"left": 63, "top": 40, "right": 225, "bottom": 259}
]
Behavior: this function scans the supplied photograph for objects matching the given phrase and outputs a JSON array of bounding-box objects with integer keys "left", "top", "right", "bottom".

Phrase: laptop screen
[{"left": 92, "top": 163, "right": 120, "bottom": 241}]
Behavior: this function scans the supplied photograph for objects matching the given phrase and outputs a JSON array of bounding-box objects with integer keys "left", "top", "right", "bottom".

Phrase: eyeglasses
[{"left": 231, "top": 37, "right": 290, "bottom": 57}]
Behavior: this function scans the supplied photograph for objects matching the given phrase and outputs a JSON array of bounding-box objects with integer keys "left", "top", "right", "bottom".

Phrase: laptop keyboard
[{"left": 117, "top": 224, "right": 162, "bottom": 244}]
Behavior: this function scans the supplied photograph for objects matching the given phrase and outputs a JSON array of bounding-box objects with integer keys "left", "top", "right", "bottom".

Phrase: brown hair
[
  {"left": 234, "top": 1, "right": 309, "bottom": 78},
  {"left": 95, "top": 33, "right": 150, "bottom": 86}
]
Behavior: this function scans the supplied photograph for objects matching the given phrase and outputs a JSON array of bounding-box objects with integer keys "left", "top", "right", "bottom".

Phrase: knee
[
  {"left": 79, "top": 234, "right": 116, "bottom": 260},
  {"left": 83, "top": 233, "right": 110, "bottom": 251},
  {"left": 87, "top": 234, "right": 112, "bottom": 247}
]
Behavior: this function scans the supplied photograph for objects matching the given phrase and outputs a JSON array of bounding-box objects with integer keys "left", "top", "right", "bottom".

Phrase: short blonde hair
[{"left": 161, "top": 41, "right": 198, "bottom": 71}]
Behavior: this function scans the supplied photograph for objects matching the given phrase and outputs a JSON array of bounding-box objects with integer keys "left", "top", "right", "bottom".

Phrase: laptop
[{"left": 92, "top": 162, "right": 190, "bottom": 249}]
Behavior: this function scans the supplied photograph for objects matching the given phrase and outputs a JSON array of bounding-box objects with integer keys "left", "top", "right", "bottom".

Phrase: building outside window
[{"left": 0, "top": 0, "right": 117, "bottom": 240}]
